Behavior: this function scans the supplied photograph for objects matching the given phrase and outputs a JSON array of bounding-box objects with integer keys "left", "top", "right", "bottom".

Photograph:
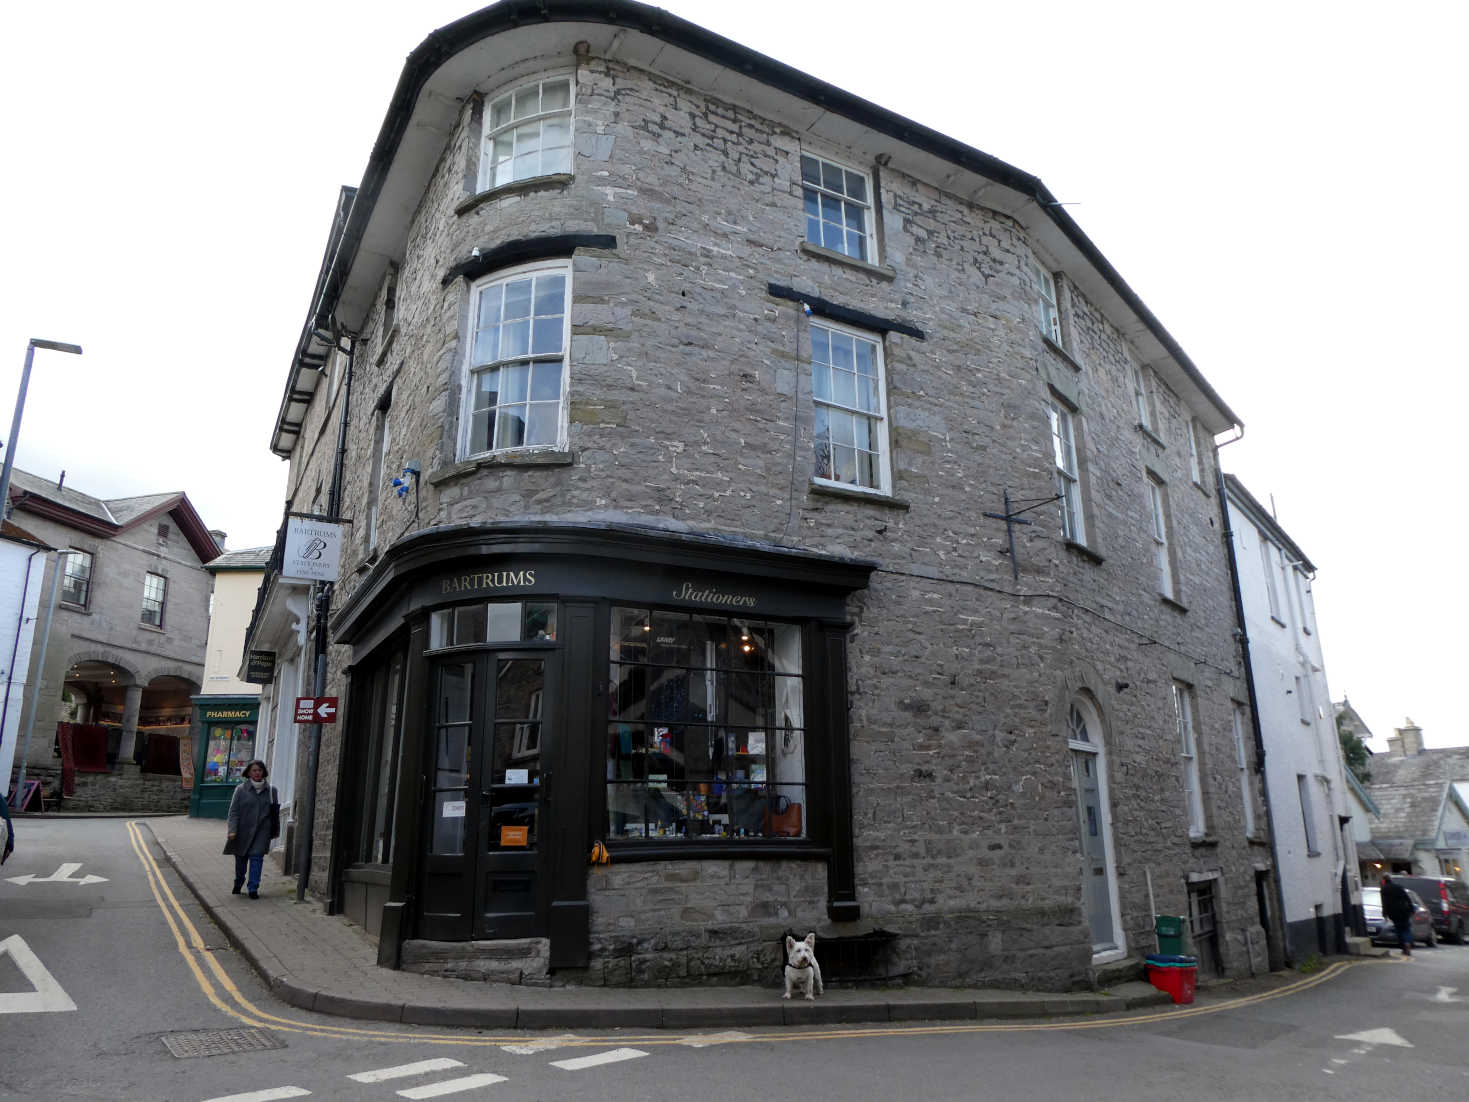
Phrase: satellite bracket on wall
[{"left": 982, "top": 488, "right": 1060, "bottom": 582}]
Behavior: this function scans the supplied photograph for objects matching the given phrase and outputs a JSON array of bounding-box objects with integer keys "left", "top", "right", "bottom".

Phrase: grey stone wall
[{"left": 279, "top": 51, "right": 1268, "bottom": 987}]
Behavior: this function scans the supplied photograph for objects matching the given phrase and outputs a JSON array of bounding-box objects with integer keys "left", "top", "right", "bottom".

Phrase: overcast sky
[{"left": 2, "top": 1, "right": 1463, "bottom": 750}]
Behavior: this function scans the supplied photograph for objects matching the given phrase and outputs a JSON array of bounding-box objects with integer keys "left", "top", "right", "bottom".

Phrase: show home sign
[{"left": 281, "top": 515, "right": 343, "bottom": 583}]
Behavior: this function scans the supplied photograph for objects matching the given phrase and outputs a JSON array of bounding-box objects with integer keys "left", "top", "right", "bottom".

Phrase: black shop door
[{"left": 417, "top": 651, "right": 555, "bottom": 941}]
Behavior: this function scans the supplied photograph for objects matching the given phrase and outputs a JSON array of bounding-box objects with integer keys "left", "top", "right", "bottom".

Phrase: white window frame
[
  {"left": 1295, "top": 571, "right": 1314, "bottom": 635},
  {"left": 1187, "top": 419, "right": 1204, "bottom": 485},
  {"left": 1276, "top": 552, "right": 1294, "bottom": 629},
  {"left": 478, "top": 74, "right": 575, "bottom": 192},
  {"left": 1259, "top": 539, "right": 1282, "bottom": 621},
  {"left": 1295, "top": 674, "right": 1313, "bottom": 725},
  {"left": 458, "top": 260, "right": 572, "bottom": 461},
  {"left": 367, "top": 391, "right": 391, "bottom": 555},
  {"left": 800, "top": 152, "right": 874, "bottom": 262},
  {"left": 809, "top": 318, "right": 891, "bottom": 494},
  {"left": 1173, "top": 681, "right": 1206, "bottom": 837},
  {"left": 1147, "top": 473, "right": 1175, "bottom": 600},
  {"left": 1231, "top": 703, "right": 1256, "bottom": 838},
  {"left": 1048, "top": 400, "right": 1086, "bottom": 545},
  {"left": 61, "top": 549, "right": 93, "bottom": 607},
  {"left": 1297, "top": 773, "right": 1320, "bottom": 855},
  {"left": 1132, "top": 364, "right": 1156, "bottom": 431},
  {"left": 1031, "top": 259, "right": 1061, "bottom": 344},
  {"left": 141, "top": 571, "right": 167, "bottom": 628}
]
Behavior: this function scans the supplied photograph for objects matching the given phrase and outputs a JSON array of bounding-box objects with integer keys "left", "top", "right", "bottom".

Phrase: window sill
[
  {"left": 1063, "top": 540, "right": 1104, "bottom": 565},
  {"left": 429, "top": 449, "right": 575, "bottom": 486},
  {"left": 1191, "top": 478, "right": 1209, "bottom": 496},
  {"left": 1135, "top": 424, "right": 1166, "bottom": 449},
  {"left": 1306, "top": 849, "right": 1323, "bottom": 858},
  {"left": 60, "top": 602, "right": 90, "bottom": 614},
  {"left": 1270, "top": 615, "right": 1287, "bottom": 628},
  {"left": 808, "top": 480, "right": 910, "bottom": 509},
  {"left": 1189, "top": 834, "right": 1219, "bottom": 848},
  {"left": 374, "top": 324, "right": 398, "bottom": 367},
  {"left": 1161, "top": 595, "right": 1188, "bottom": 614},
  {"left": 607, "top": 839, "right": 830, "bottom": 862},
  {"left": 1041, "top": 335, "right": 1082, "bottom": 373},
  {"left": 1246, "top": 832, "right": 1272, "bottom": 846},
  {"left": 798, "top": 241, "right": 896, "bottom": 281},
  {"left": 140, "top": 623, "right": 166, "bottom": 634},
  {"left": 455, "top": 173, "right": 573, "bottom": 217}
]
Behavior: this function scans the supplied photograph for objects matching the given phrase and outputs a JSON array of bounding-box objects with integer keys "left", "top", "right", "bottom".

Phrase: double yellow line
[{"left": 127, "top": 820, "right": 1367, "bottom": 1047}]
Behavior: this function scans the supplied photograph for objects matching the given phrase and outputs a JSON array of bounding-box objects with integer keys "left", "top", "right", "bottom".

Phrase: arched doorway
[{"left": 1067, "top": 695, "right": 1123, "bottom": 958}]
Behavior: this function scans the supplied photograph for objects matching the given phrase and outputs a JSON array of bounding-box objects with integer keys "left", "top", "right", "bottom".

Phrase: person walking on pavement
[
  {"left": 1, "top": 788, "right": 14, "bottom": 865},
  {"left": 1381, "top": 875, "right": 1416, "bottom": 958},
  {"left": 225, "top": 761, "right": 277, "bottom": 899}
]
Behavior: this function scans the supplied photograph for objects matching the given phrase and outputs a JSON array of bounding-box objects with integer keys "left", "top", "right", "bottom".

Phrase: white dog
[{"left": 783, "top": 932, "right": 824, "bottom": 1000}]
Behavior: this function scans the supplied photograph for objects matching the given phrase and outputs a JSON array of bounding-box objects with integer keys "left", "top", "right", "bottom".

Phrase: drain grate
[{"left": 161, "top": 1029, "right": 285, "bottom": 1059}]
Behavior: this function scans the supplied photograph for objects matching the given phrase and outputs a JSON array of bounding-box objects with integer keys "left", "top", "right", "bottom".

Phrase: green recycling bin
[{"left": 1154, "top": 914, "right": 1186, "bottom": 955}]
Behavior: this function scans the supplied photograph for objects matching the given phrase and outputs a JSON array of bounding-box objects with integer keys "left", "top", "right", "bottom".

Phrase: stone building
[
  {"left": 248, "top": 0, "right": 1274, "bottom": 990},
  {"left": 1224, "top": 475, "right": 1357, "bottom": 962},
  {"left": 1362, "top": 721, "right": 1469, "bottom": 884},
  {"left": 3, "top": 468, "right": 219, "bottom": 809}
]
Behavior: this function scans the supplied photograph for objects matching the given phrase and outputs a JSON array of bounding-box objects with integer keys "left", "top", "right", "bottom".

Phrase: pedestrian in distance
[
  {"left": 1381, "top": 875, "right": 1416, "bottom": 958},
  {"left": 225, "top": 760, "right": 278, "bottom": 899},
  {"left": 0, "top": 788, "right": 14, "bottom": 866}
]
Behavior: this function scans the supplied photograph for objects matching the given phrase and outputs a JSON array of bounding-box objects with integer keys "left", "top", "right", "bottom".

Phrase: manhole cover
[{"left": 161, "top": 1029, "right": 285, "bottom": 1059}]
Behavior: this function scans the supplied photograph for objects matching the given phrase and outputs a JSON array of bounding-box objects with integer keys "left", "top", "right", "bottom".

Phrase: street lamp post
[{"left": 0, "top": 339, "right": 83, "bottom": 521}]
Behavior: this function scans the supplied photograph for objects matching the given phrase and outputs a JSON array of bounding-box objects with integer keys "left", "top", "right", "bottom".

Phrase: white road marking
[
  {"left": 679, "top": 1031, "right": 754, "bottom": 1047},
  {"left": 550, "top": 1048, "right": 648, "bottom": 1071},
  {"left": 5, "top": 862, "right": 108, "bottom": 886},
  {"left": 1433, "top": 986, "right": 1463, "bottom": 1002},
  {"left": 500, "top": 1034, "right": 583, "bottom": 1054},
  {"left": 1335, "top": 1028, "right": 1413, "bottom": 1048},
  {"left": 201, "top": 1090, "right": 311, "bottom": 1102},
  {"left": 397, "top": 1074, "right": 507, "bottom": 1099},
  {"left": 349, "top": 1059, "right": 465, "bottom": 1083},
  {"left": 0, "top": 934, "right": 78, "bottom": 1014}
]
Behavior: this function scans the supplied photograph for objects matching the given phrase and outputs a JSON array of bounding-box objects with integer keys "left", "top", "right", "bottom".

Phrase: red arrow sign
[{"left": 294, "top": 697, "right": 339, "bottom": 724}]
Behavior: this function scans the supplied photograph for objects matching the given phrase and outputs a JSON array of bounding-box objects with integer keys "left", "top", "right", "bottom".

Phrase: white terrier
[{"left": 783, "top": 932, "right": 824, "bottom": 1000}]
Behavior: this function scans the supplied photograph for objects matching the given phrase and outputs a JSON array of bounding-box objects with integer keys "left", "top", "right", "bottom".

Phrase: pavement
[{"left": 144, "top": 814, "right": 1186, "bottom": 1031}]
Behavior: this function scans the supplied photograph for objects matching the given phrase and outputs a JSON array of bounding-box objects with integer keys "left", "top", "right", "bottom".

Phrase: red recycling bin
[{"left": 1145, "top": 954, "right": 1197, "bottom": 1004}]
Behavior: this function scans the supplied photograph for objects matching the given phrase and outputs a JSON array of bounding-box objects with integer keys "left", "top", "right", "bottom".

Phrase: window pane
[
  {"left": 804, "top": 190, "right": 820, "bottom": 220},
  {"left": 524, "top": 603, "right": 556, "bottom": 641},
  {"left": 530, "top": 318, "right": 562, "bottom": 356},
  {"left": 533, "top": 273, "right": 565, "bottom": 316},
  {"left": 811, "top": 362, "right": 831, "bottom": 401},
  {"left": 500, "top": 363, "right": 529, "bottom": 404},
  {"left": 609, "top": 664, "right": 647, "bottom": 721},
  {"left": 453, "top": 603, "right": 487, "bottom": 645},
  {"left": 822, "top": 160, "right": 844, "bottom": 192},
  {"left": 541, "top": 79, "right": 571, "bottom": 111},
  {"left": 512, "top": 152, "right": 538, "bottom": 180},
  {"left": 485, "top": 602, "right": 521, "bottom": 642},
  {"left": 542, "top": 146, "right": 571, "bottom": 175},
  {"left": 542, "top": 117, "right": 570, "bottom": 150},
  {"left": 496, "top": 408, "right": 526, "bottom": 449},
  {"left": 439, "top": 663, "right": 472, "bottom": 723},
  {"left": 848, "top": 229, "right": 867, "bottom": 262},
  {"left": 502, "top": 319, "right": 530, "bottom": 359},
  {"left": 800, "top": 155, "right": 821, "bottom": 186},
  {"left": 845, "top": 169, "right": 867, "bottom": 202},
  {"left": 611, "top": 608, "right": 651, "bottom": 662},
  {"left": 833, "top": 364, "right": 857, "bottom": 408},
  {"left": 833, "top": 444, "right": 857, "bottom": 484},
  {"left": 528, "top": 361, "right": 562, "bottom": 401},
  {"left": 502, "top": 278, "right": 532, "bottom": 319},
  {"left": 525, "top": 402, "right": 559, "bottom": 445},
  {"left": 820, "top": 193, "right": 842, "bottom": 223},
  {"left": 434, "top": 727, "right": 469, "bottom": 788},
  {"left": 830, "top": 332, "right": 854, "bottom": 371},
  {"left": 647, "top": 669, "right": 691, "bottom": 722},
  {"left": 469, "top": 408, "right": 492, "bottom": 455},
  {"left": 844, "top": 200, "right": 864, "bottom": 231},
  {"left": 431, "top": 791, "right": 466, "bottom": 855},
  {"left": 649, "top": 610, "right": 692, "bottom": 665},
  {"left": 515, "top": 121, "right": 542, "bottom": 155},
  {"left": 810, "top": 325, "right": 830, "bottom": 364},
  {"left": 512, "top": 86, "right": 539, "bottom": 120}
]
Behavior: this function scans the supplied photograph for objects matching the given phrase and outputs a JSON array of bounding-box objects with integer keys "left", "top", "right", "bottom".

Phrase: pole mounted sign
[
  {"left": 294, "top": 697, "right": 339, "bottom": 724},
  {"left": 281, "top": 514, "right": 343, "bottom": 583}
]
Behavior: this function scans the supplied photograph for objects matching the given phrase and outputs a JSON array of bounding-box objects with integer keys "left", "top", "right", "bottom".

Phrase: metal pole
[
  {"left": 14, "top": 552, "right": 64, "bottom": 801},
  {"left": 1, "top": 340, "right": 82, "bottom": 521},
  {"left": 295, "top": 632, "right": 328, "bottom": 902}
]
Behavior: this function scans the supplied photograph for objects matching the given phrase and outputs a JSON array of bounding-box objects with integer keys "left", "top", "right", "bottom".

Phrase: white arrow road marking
[
  {"left": 0, "top": 934, "right": 78, "bottom": 1014},
  {"left": 550, "top": 1048, "right": 648, "bottom": 1071},
  {"left": 397, "top": 1075, "right": 507, "bottom": 1099},
  {"left": 201, "top": 1090, "right": 311, "bottom": 1102},
  {"left": 1433, "top": 986, "right": 1463, "bottom": 1003},
  {"left": 5, "top": 862, "right": 108, "bottom": 886},
  {"left": 1335, "top": 1028, "right": 1414, "bottom": 1048},
  {"left": 349, "top": 1059, "right": 465, "bottom": 1083}
]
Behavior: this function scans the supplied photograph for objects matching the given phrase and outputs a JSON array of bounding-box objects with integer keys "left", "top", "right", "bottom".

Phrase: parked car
[
  {"left": 1362, "top": 885, "right": 1436, "bottom": 948},
  {"left": 1386, "top": 874, "right": 1469, "bottom": 944}
]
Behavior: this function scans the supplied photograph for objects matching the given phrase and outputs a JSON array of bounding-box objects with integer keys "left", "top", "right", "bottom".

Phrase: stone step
[
  {"left": 1344, "top": 935, "right": 1389, "bottom": 958},
  {"left": 401, "top": 937, "right": 551, "bottom": 985}
]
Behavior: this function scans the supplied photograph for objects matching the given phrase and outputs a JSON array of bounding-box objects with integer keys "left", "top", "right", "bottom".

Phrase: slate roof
[
  {"left": 1368, "top": 781, "right": 1451, "bottom": 842},
  {"left": 207, "top": 547, "right": 274, "bottom": 571},
  {"left": 1370, "top": 747, "right": 1469, "bottom": 788},
  {"left": 7, "top": 468, "right": 116, "bottom": 524}
]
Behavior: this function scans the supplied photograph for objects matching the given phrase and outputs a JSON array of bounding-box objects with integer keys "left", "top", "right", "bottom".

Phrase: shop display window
[
  {"left": 202, "top": 725, "right": 255, "bottom": 783},
  {"left": 430, "top": 601, "right": 556, "bottom": 649},
  {"left": 607, "top": 607, "right": 805, "bottom": 841}
]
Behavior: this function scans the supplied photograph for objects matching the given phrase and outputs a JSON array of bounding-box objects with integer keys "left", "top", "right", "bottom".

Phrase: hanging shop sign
[
  {"left": 282, "top": 516, "right": 343, "bottom": 583},
  {"left": 295, "top": 697, "right": 339, "bottom": 724},
  {"left": 245, "top": 650, "right": 276, "bottom": 684}
]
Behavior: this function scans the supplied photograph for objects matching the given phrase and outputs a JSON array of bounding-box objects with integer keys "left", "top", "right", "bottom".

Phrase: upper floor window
[
  {"left": 1231, "top": 703, "right": 1256, "bottom": 838},
  {"left": 480, "top": 76, "right": 574, "bottom": 190},
  {"left": 1259, "top": 539, "right": 1282, "bottom": 621},
  {"left": 810, "top": 320, "right": 890, "bottom": 493},
  {"left": 1147, "top": 474, "right": 1176, "bottom": 600},
  {"left": 801, "top": 154, "right": 872, "bottom": 262},
  {"left": 1172, "top": 681, "right": 1205, "bottom": 837},
  {"left": 61, "top": 550, "right": 93, "bottom": 607},
  {"left": 141, "top": 572, "right": 167, "bottom": 628},
  {"left": 1132, "top": 365, "right": 1156, "bottom": 432},
  {"left": 1187, "top": 420, "right": 1204, "bottom": 485},
  {"left": 1047, "top": 401, "right": 1086, "bottom": 544},
  {"left": 460, "top": 262, "right": 570, "bottom": 459},
  {"left": 1031, "top": 260, "right": 1061, "bottom": 344}
]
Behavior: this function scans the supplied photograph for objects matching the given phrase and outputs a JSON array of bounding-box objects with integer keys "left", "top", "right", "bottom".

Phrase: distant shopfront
[
  {"left": 188, "top": 697, "right": 261, "bottom": 819},
  {"left": 327, "top": 522, "right": 873, "bottom": 969}
]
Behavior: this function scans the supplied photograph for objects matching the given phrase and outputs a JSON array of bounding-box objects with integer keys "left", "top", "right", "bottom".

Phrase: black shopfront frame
[{"left": 331, "top": 522, "right": 874, "bottom": 970}]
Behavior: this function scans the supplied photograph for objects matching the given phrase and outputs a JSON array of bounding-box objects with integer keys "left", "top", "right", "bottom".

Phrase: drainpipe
[
  {"left": 295, "top": 328, "right": 355, "bottom": 904},
  {"left": 1, "top": 546, "right": 47, "bottom": 785},
  {"left": 1215, "top": 457, "right": 1290, "bottom": 968}
]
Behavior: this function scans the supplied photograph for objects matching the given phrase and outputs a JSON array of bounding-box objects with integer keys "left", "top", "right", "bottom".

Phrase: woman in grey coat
[{"left": 226, "top": 760, "right": 276, "bottom": 898}]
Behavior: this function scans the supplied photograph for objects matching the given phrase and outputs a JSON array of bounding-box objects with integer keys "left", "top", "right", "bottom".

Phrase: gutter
[{"left": 276, "top": 0, "right": 1243, "bottom": 449}]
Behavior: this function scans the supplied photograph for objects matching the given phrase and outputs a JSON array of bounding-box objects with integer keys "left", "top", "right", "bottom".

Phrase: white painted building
[
  {"left": 0, "top": 520, "right": 51, "bottom": 795},
  {"left": 1225, "top": 475, "right": 1359, "bottom": 961}
]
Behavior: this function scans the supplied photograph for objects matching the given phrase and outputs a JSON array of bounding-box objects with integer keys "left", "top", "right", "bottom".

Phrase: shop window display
[
  {"left": 202, "top": 725, "right": 255, "bottom": 782},
  {"left": 607, "top": 608, "right": 805, "bottom": 841}
]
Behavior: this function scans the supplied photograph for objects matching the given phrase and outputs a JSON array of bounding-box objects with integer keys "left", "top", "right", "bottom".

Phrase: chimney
[
  {"left": 1396, "top": 719, "right": 1423, "bottom": 756},
  {"left": 209, "top": 529, "right": 228, "bottom": 551},
  {"left": 1386, "top": 734, "right": 1403, "bottom": 757}
]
